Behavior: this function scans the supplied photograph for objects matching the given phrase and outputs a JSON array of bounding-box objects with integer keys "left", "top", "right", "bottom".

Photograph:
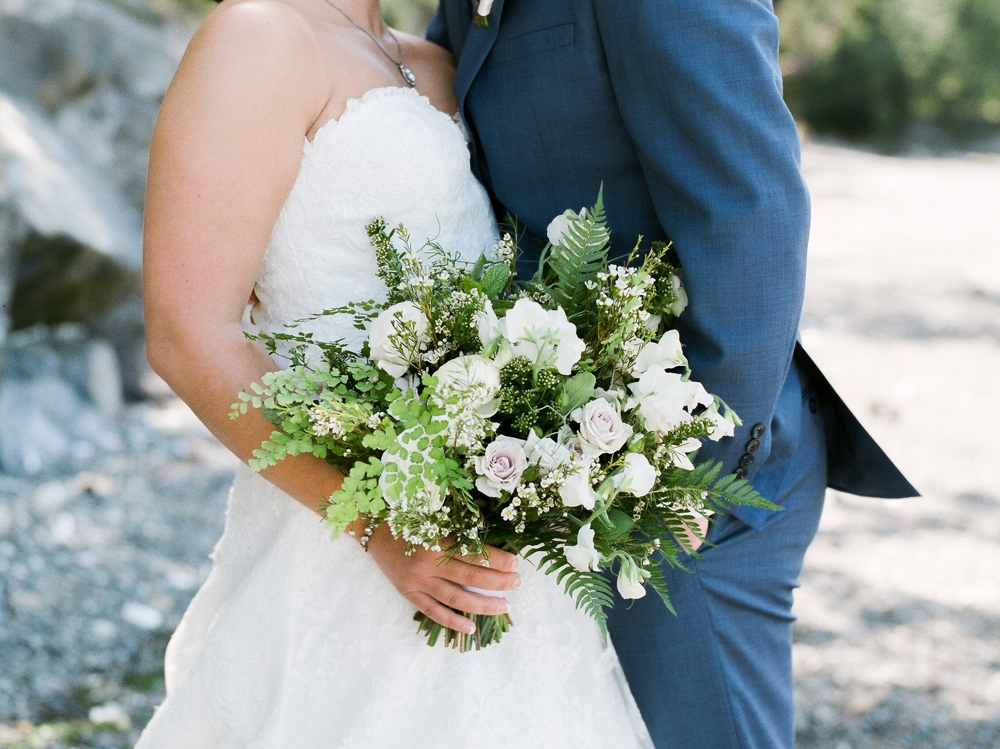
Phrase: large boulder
[
  {"left": 0, "top": 0, "right": 189, "bottom": 208},
  {"left": 0, "top": 93, "right": 143, "bottom": 337}
]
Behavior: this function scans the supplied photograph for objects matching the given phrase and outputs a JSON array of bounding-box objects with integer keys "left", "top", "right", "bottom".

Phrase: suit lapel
[
  {"left": 444, "top": 0, "right": 472, "bottom": 59},
  {"left": 454, "top": 0, "right": 507, "bottom": 119}
]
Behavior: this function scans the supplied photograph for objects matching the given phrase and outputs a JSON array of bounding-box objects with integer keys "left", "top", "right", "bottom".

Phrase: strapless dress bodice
[{"left": 252, "top": 86, "right": 498, "bottom": 351}]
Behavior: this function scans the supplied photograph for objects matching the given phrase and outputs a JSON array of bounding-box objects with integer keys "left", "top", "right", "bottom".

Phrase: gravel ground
[
  {"left": 793, "top": 141, "right": 1000, "bottom": 749},
  {"left": 0, "top": 140, "right": 997, "bottom": 748}
]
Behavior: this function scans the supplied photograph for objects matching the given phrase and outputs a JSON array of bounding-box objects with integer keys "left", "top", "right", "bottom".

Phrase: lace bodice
[{"left": 252, "top": 86, "right": 498, "bottom": 351}]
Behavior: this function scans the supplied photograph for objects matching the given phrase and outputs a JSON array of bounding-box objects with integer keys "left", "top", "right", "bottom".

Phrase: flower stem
[{"left": 414, "top": 611, "right": 513, "bottom": 652}]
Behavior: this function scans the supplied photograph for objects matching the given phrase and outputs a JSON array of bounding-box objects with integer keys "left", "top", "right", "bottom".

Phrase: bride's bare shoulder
[
  {"left": 160, "top": 0, "right": 327, "bottom": 135},
  {"left": 187, "top": 0, "right": 322, "bottom": 71}
]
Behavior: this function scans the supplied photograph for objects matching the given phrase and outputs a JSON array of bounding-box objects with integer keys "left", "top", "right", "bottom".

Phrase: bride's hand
[{"left": 365, "top": 523, "right": 521, "bottom": 634}]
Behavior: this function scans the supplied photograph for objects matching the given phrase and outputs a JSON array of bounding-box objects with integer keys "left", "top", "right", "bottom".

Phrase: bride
[{"left": 136, "top": 0, "right": 653, "bottom": 746}]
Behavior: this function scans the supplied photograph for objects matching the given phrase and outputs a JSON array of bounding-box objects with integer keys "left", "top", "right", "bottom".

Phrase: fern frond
[
  {"left": 543, "top": 188, "right": 611, "bottom": 321},
  {"left": 530, "top": 544, "right": 614, "bottom": 641}
]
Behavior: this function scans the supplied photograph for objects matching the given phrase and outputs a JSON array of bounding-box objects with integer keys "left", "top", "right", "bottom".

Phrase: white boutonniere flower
[{"left": 475, "top": 0, "right": 495, "bottom": 27}]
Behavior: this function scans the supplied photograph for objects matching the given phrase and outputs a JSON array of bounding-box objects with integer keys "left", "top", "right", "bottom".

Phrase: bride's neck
[{"left": 320, "top": 0, "right": 385, "bottom": 36}]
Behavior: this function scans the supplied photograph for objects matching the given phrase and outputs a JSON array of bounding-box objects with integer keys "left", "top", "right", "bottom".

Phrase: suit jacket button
[
  {"left": 734, "top": 466, "right": 748, "bottom": 479},
  {"left": 751, "top": 424, "right": 766, "bottom": 439},
  {"left": 746, "top": 438, "right": 761, "bottom": 454},
  {"left": 739, "top": 454, "right": 755, "bottom": 468},
  {"left": 808, "top": 397, "right": 819, "bottom": 415}
]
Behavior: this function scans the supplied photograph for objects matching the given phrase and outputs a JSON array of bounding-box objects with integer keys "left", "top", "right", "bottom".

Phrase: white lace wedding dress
[{"left": 135, "top": 86, "right": 653, "bottom": 749}]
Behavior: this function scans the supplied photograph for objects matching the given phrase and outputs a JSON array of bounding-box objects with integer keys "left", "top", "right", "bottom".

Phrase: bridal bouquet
[{"left": 233, "top": 190, "right": 773, "bottom": 651}]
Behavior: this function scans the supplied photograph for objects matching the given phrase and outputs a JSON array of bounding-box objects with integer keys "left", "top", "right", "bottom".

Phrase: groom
[{"left": 429, "top": 1, "right": 917, "bottom": 747}]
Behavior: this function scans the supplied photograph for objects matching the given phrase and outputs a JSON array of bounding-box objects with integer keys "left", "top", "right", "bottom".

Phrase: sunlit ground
[{"left": 793, "top": 141, "right": 1000, "bottom": 748}]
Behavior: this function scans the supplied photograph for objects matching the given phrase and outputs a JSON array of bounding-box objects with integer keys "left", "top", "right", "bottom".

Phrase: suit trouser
[{"left": 608, "top": 365, "right": 828, "bottom": 749}]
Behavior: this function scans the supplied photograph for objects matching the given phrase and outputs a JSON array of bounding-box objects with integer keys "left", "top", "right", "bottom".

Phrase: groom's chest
[{"left": 451, "top": 0, "right": 641, "bottom": 236}]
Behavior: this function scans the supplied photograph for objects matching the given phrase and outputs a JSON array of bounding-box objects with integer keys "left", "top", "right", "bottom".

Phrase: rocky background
[{"left": 0, "top": 1, "right": 998, "bottom": 748}]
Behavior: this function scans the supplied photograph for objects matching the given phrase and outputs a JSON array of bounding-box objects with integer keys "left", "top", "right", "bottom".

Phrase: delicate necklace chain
[{"left": 320, "top": 0, "right": 417, "bottom": 87}]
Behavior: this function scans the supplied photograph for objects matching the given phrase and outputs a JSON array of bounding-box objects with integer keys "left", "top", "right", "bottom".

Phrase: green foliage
[
  {"left": 779, "top": 0, "right": 1000, "bottom": 145},
  {"left": 530, "top": 538, "right": 615, "bottom": 640},
  {"left": 530, "top": 188, "right": 610, "bottom": 324}
]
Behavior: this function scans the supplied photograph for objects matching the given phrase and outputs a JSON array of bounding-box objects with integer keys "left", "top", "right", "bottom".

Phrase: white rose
[
  {"left": 476, "top": 0, "right": 495, "bottom": 17},
  {"left": 618, "top": 453, "right": 657, "bottom": 497},
  {"left": 524, "top": 430, "right": 572, "bottom": 473},
  {"left": 475, "top": 437, "right": 529, "bottom": 497},
  {"left": 434, "top": 355, "right": 501, "bottom": 417},
  {"left": 668, "top": 274, "right": 688, "bottom": 316},
  {"left": 632, "top": 329, "right": 687, "bottom": 376},
  {"left": 616, "top": 559, "right": 649, "bottom": 600},
  {"left": 571, "top": 398, "right": 633, "bottom": 457},
  {"left": 369, "top": 302, "right": 429, "bottom": 378},
  {"left": 559, "top": 465, "right": 597, "bottom": 510},
  {"left": 500, "top": 298, "right": 585, "bottom": 376},
  {"left": 564, "top": 523, "right": 602, "bottom": 572}
]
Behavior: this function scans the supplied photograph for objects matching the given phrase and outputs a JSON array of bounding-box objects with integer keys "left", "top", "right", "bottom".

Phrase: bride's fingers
[
  {"left": 426, "top": 579, "right": 510, "bottom": 617},
  {"left": 408, "top": 591, "right": 477, "bottom": 634},
  {"left": 454, "top": 545, "right": 519, "bottom": 572},
  {"left": 436, "top": 559, "right": 521, "bottom": 592}
]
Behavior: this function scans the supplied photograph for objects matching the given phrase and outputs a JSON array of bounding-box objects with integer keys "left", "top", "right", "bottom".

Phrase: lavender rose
[
  {"left": 475, "top": 437, "right": 529, "bottom": 497},
  {"left": 571, "top": 398, "right": 633, "bottom": 457}
]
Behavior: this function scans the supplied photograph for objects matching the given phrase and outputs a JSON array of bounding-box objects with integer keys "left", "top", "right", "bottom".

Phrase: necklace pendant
[{"left": 399, "top": 64, "right": 416, "bottom": 87}]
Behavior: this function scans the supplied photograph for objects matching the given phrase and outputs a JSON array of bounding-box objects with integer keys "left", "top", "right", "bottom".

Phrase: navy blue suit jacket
[{"left": 428, "top": 0, "right": 917, "bottom": 524}]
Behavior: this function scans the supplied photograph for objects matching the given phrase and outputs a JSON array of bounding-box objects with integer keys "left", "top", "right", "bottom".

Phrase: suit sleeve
[
  {"left": 426, "top": 4, "right": 453, "bottom": 52},
  {"left": 593, "top": 0, "right": 810, "bottom": 481}
]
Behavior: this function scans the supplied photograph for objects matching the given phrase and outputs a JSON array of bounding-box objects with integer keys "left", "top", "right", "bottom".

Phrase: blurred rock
[
  {"left": 0, "top": 93, "right": 143, "bottom": 337},
  {"left": 0, "top": 325, "right": 124, "bottom": 476},
  {"left": 0, "top": 0, "right": 189, "bottom": 208}
]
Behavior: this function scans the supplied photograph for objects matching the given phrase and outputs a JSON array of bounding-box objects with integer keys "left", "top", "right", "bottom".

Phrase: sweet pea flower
[
  {"left": 616, "top": 558, "right": 649, "bottom": 600},
  {"left": 564, "top": 523, "right": 602, "bottom": 572},
  {"left": 701, "top": 401, "right": 737, "bottom": 442},
  {"left": 545, "top": 208, "right": 584, "bottom": 247},
  {"left": 618, "top": 453, "right": 657, "bottom": 497},
  {"left": 559, "top": 464, "right": 597, "bottom": 510},
  {"left": 368, "top": 302, "right": 429, "bottom": 377},
  {"left": 524, "top": 430, "right": 573, "bottom": 473},
  {"left": 631, "top": 329, "right": 687, "bottom": 376},
  {"left": 668, "top": 274, "right": 688, "bottom": 316},
  {"left": 475, "top": 437, "right": 529, "bottom": 497},
  {"left": 571, "top": 398, "right": 633, "bottom": 457},
  {"left": 500, "top": 298, "right": 585, "bottom": 376},
  {"left": 626, "top": 367, "right": 710, "bottom": 434},
  {"left": 664, "top": 437, "right": 702, "bottom": 471}
]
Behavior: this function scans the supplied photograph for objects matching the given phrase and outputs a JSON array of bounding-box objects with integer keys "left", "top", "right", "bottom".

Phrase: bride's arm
[
  {"left": 144, "top": 1, "right": 518, "bottom": 633},
  {"left": 144, "top": 3, "right": 339, "bottom": 511}
]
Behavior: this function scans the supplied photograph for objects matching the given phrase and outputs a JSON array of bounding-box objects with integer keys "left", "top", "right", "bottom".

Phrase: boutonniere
[{"left": 474, "top": 0, "right": 494, "bottom": 27}]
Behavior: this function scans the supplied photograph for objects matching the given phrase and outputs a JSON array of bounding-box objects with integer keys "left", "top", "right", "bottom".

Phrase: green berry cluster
[{"left": 496, "top": 357, "right": 563, "bottom": 436}]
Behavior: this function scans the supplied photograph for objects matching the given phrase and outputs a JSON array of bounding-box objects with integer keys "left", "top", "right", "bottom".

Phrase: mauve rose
[
  {"left": 475, "top": 437, "right": 528, "bottom": 497},
  {"left": 571, "top": 398, "right": 633, "bottom": 457}
]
